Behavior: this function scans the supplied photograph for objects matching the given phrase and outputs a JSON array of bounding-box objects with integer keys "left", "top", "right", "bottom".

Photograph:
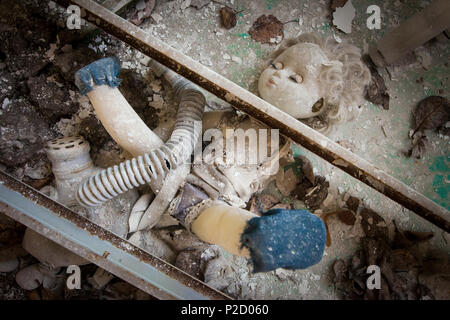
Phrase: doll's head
[{"left": 258, "top": 33, "right": 370, "bottom": 130}]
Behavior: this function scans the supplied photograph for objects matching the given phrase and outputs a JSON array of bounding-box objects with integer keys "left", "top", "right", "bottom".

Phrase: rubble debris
[
  {"left": 0, "top": 69, "right": 18, "bottom": 103},
  {"left": 79, "top": 116, "right": 112, "bottom": 149},
  {"left": 220, "top": 7, "right": 237, "bottom": 29},
  {"left": 331, "top": 214, "right": 440, "bottom": 300},
  {"left": 364, "top": 56, "right": 390, "bottom": 110},
  {"left": 0, "top": 245, "right": 27, "bottom": 273},
  {"left": 175, "top": 248, "right": 204, "bottom": 279},
  {"left": 332, "top": 0, "right": 355, "bottom": 34},
  {"left": 118, "top": 68, "right": 159, "bottom": 128},
  {"left": 0, "top": 99, "right": 54, "bottom": 167},
  {"left": 0, "top": 271, "right": 27, "bottom": 300},
  {"left": 130, "top": 0, "right": 156, "bottom": 26},
  {"left": 15, "top": 264, "right": 45, "bottom": 291},
  {"left": 7, "top": 53, "right": 49, "bottom": 80},
  {"left": 120, "top": 68, "right": 153, "bottom": 111},
  {"left": 0, "top": 2, "right": 55, "bottom": 54},
  {"left": 27, "top": 74, "right": 79, "bottom": 123},
  {"left": 52, "top": 46, "right": 100, "bottom": 83},
  {"left": 248, "top": 15, "right": 284, "bottom": 45},
  {"left": 406, "top": 96, "right": 450, "bottom": 158}
]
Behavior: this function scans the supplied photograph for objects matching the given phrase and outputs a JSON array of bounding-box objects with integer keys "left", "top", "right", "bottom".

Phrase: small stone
[
  {"left": 151, "top": 13, "right": 163, "bottom": 24},
  {"left": 231, "top": 55, "right": 242, "bottom": 64},
  {"left": 150, "top": 80, "right": 162, "bottom": 93}
]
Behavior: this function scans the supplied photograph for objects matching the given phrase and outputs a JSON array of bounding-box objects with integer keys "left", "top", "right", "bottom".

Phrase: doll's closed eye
[
  {"left": 289, "top": 74, "right": 303, "bottom": 84},
  {"left": 270, "top": 61, "right": 284, "bottom": 70}
]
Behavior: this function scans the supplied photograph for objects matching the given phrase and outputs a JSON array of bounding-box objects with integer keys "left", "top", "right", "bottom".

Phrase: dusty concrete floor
[
  {"left": 1, "top": 0, "right": 448, "bottom": 300},
  {"left": 101, "top": 0, "right": 449, "bottom": 299}
]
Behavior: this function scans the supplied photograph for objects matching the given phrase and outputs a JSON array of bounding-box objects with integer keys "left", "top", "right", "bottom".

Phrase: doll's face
[{"left": 258, "top": 43, "right": 330, "bottom": 119}]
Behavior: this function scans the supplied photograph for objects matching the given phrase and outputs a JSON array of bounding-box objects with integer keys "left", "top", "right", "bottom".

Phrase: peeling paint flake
[{"left": 332, "top": 0, "right": 355, "bottom": 34}]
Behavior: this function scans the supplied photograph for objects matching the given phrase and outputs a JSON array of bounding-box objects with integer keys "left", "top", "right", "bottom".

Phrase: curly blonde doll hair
[{"left": 269, "top": 33, "right": 371, "bottom": 132}]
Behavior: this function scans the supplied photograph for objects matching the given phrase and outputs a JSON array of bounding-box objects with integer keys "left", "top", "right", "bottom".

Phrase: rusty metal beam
[
  {"left": 0, "top": 170, "right": 230, "bottom": 300},
  {"left": 52, "top": 0, "right": 449, "bottom": 232}
]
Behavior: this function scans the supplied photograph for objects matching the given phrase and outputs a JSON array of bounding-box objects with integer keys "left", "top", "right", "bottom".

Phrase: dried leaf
[
  {"left": 248, "top": 15, "right": 284, "bottom": 45},
  {"left": 390, "top": 249, "right": 419, "bottom": 271},
  {"left": 259, "top": 193, "right": 279, "bottom": 212},
  {"left": 361, "top": 237, "right": 388, "bottom": 266},
  {"left": 438, "top": 123, "right": 450, "bottom": 136},
  {"left": 130, "top": 0, "right": 156, "bottom": 26},
  {"left": 248, "top": 196, "right": 261, "bottom": 215},
  {"left": 364, "top": 56, "right": 389, "bottom": 110},
  {"left": 394, "top": 222, "right": 434, "bottom": 248},
  {"left": 406, "top": 133, "right": 429, "bottom": 159},
  {"left": 360, "top": 208, "right": 388, "bottom": 240},
  {"left": 345, "top": 196, "right": 360, "bottom": 212},
  {"left": 337, "top": 210, "right": 356, "bottom": 226},
  {"left": 403, "top": 230, "right": 434, "bottom": 242},
  {"left": 304, "top": 176, "right": 329, "bottom": 210},
  {"left": 333, "top": 259, "right": 347, "bottom": 282},
  {"left": 220, "top": 7, "right": 237, "bottom": 29},
  {"left": 412, "top": 96, "right": 450, "bottom": 135},
  {"left": 276, "top": 167, "right": 300, "bottom": 196},
  {"left": 296, "top": 155, "right": 315, "bottom": 185},
  {"left": 293, "top": 179, "right": 313, "bottom": 201}
]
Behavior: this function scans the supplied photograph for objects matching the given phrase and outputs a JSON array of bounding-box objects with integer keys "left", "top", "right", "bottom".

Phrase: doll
[{"left": 258, "top": 33, "right": 371, "bottom": 131}]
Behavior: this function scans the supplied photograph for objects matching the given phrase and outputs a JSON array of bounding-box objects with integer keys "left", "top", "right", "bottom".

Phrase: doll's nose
[{"left": 273, "top": 70, "right": 282, "bottom": 78}]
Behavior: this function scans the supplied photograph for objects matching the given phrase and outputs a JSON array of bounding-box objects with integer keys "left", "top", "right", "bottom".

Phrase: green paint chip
[
  {"left": 237, "top": 33, "right": 250, "bottom": 38},
  {"left": 429, "top": 156, "right": 449, "bottom": 172},
  {"left": 431, "top": 174, "right": 449, "bottom": 200}
]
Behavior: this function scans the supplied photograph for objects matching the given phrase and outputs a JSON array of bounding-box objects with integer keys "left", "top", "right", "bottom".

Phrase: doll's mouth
[{"left": 267, "top": 79, "right": 277, "bottom": 87}]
